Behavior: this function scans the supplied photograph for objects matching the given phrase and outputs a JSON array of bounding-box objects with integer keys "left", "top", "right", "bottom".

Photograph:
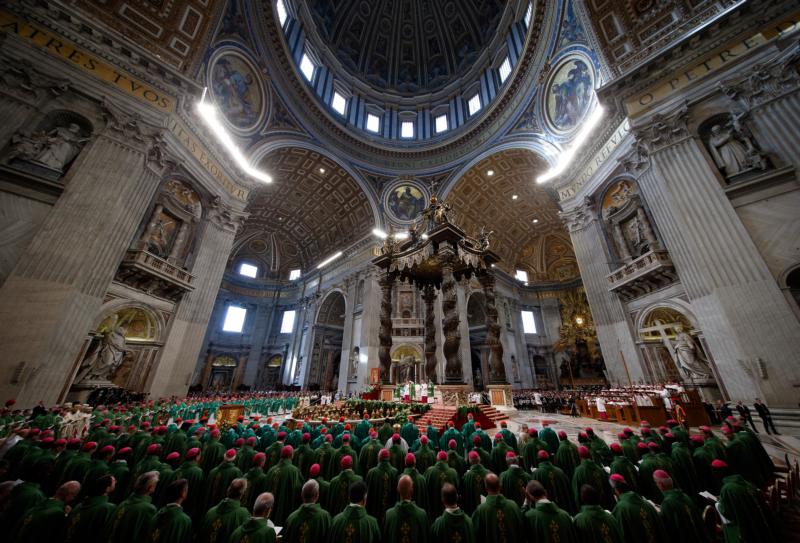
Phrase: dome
[{"left": 305, "top": 0, "right": 509, "bottom": 96}]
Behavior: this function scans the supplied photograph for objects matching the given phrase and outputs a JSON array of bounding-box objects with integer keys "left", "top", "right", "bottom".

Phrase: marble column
[
  {"left": 148, "top": 203, "right": 243, "bottom": 398},
  {"left": 562, "top": 204, "right": 645, "bottom": 385},
  {"left": 631, "top": 107, "right": 800, "bottom": 406},
  {"left": 378, "top": 274, "right": 394, "bottom": 384},
  {"left": 0, "top": 110, "right": 166, "bottom": 406},
  {"left": 439, "top": 249, "right": 463, "bottom": 383},
  {"left": 612, "top": 222, "right": 632, "bottom": 261}
]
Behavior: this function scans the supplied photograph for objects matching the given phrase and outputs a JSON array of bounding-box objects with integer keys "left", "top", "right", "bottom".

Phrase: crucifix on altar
[{"left": 372, "top": 193, "right": 512, "bottom": 406}]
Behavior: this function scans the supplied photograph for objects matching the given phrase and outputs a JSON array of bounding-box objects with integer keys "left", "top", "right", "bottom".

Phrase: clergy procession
[{"left": 0, "top": 394, "right": 788, "bottom": 543}]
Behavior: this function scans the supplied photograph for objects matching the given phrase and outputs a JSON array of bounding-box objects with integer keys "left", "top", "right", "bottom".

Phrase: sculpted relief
[
  {"left": 5, "top": 115, "right": 91, "bottom": 178},
  {"left": 703, "top": 113, "right": 768, "bottom": 181}
]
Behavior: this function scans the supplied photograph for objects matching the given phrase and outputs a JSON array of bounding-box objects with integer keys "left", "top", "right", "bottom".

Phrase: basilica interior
[{"left": 0, "top": 0, "right": 799, "bottom": 420}]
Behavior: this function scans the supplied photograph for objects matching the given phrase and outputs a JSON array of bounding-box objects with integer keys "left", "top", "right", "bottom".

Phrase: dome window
[
  {"left": 401, "top": 121, "right": 414, "bottom": 139},
  {"left": 498, "top": 57, "right": 512, "bottom": 84},
  {"left": 238, "top": 262, "right": 258, "bottom": 278},
  {"left": 289, "top": 269, "right": 302, "bottom": 281},
  {"left": 366, "top": 113, "right": 381, "bottom": 133},
  {"left": 276, "top": 0, "right": 288, "bottom": 27},
  {"left": 300, "top": 53, "right": 316, "bottom": 82},
  {"left": 468, "top": 93, "right": 482, "bottom": 116},
  {"left": 434, "top": 114, "right": 448, "bottom": 134},
  {"left": 331, "top": 91, "right": 347, "bottom": 116},
  {"left": 524, "top": 2, "right": 533, "bottom": 27}
]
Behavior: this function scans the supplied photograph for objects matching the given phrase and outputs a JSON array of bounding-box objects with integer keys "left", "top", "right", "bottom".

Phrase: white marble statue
[
  {"left": 33, "top": 123, "right": 89, "bottom": 171},
  {"left": 672, "top": 325, "right": 712, "bottom": 379},
  {"left": 75, "top": 315, "right": 128, "bottom": 383},
  {"left": 349, "top": 348, "right": 359, "bottom": 380},
  {"left": 708, "top": 124, "right": 750, "bottom": 176}
]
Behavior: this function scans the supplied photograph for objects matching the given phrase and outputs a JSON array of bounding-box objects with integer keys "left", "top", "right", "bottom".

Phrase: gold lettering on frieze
[{"left": 0, "top": 10, "right": 176, "bottom": 112}]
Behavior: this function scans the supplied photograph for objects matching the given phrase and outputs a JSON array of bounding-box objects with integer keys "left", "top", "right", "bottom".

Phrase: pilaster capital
[
  {"left": 719, "top": 40, "right": 800, "bottom": 111},
  {"left": 208, "top": 196, "right": 248, "bottom": 234},
  {"left": 559, "top": 197, "right": 596, "bottom": 233},
  {"left": 632, "top": 104, "right": 691, "bottom": 153},
  {"left": 619, "top": 141, "right": 651, "bottom": 176}
]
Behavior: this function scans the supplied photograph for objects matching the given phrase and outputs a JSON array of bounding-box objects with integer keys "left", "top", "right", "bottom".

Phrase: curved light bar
[
  {"left": 196, "top": 91, "right": 273, "bottom": 184},
  {"left": 537, "top": 105, "right": 605, "bottom": 184}
]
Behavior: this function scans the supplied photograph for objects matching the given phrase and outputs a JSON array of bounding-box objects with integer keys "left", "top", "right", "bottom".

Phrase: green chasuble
[
  {"left": 204, "top": 461, "right": 242, "bottom": 513},
  {"left": 589, "top": 436, "right": 613, "bottom": 466},
  {"left": 573, "top": 504, "right": 623, "bottom": 543},
  {"left": 389, "top": 444, "right": 406, "bottom": 473},
  {"left": 522, "top": 437, "right": 548, "bottom": 472},
  {"left": 328, "top": 468, "right": 363, "bottom": 516},
  {"left": 229, "top": 517, "right": 276, "bottom": 543},
  {"left": 612, "top": 491, "right": 666, "bottom": 543},
  {"left": 532, "top": 460, "right": 577, "bottom": 514},
  {"left": 365, "top": 460, "right": 398, "bottom": 526},
  {"left": 201, "top": 439, "right": 226, "bottom": 473},
  {"left": 499, "top": 464, "right": 531, "bottom": 507},
  {"left": 401, "top": 467, "right": 429, "bottom": 512},
  {"left": 472, "top": 494, "right": 525, "bottom": 543},
  {"left": 151, "top": 504, "right": 192, "bottom": 543},
  {"left": 237, "top": 445, "right": 257, "bottom": 474},
  {"left": 717, "top": 474, "right": 775, "bottom": 543},
  {"left": 264, "top": 458, "right": 303, "bottom": 526},
  {"left": 358, "top": 438, "right": 382, "bottom": 476},
  {"left": 15, "top": 498, "right": 68, "bottom": 543},
  {"left": 107, "top": 494, "right": 157, "bottom": 543},
  {"left": 540, "top": 427, "right": 560, "bottom": 455},
  {"left": 462, "top": 463, "right": 489, "bottom": 516},
  {"left": 447, "top": 450, "right": 467, "bottom": 478},
  {"left": 330, "top": 505, "right": 381, "bottom": 543},
  {"left": 610, "top": 456, "right": 640, "bottom": 494},
  {"left": 2, "top": 481, "right": 45, "bottom": 535},
  {"left": 401, "top": 421, "right": 419, "bottom": 447},
  {"left": 637, "top": 453, "right": 664, "bottom": 504},
  {"left": 489, "top": 441, "right": 512, "bottom": 474},
  {"left": 572, "top": 459, "right": 615, "bottom": 510},
  {"left": 313, "top": 443, "right": 336, "bottom": 481},
  {"left": 525, "top": 500, "right": 578, "bottom": 543},
  {"left": 659, "top": 489, "right": 709, "bottom": 543},
  {"left": 383, "top": 500, "right": 429, "bottom": 543},
  {"left": 242, "top": 466, "right": 269, "bottom": 511},
  {"left": 431, "top": 508, "right": 475, "bottom": 543},
  {"left": 669, "top": 443, "right": 698, "bottom": 497},
  {"left": 555, "top": 439, "right": 581, "bottom": 479},
  {"left": 283, "top": 503, "right": 332, "bottom": 543},
  {"left": 174, "top": 460, "right": 205, "bottom": 521},
  {"left": 197, "top": 498, "right": 250, "bottom": 543},
  {"left": 424, "top": 460, "right": 460, "bottom": 521},
  {"left": 414, "top": 444, "right": 436, "bottom": 473},
  {"left": 65, "top": 495, "right": 116, "bottom": 543}
]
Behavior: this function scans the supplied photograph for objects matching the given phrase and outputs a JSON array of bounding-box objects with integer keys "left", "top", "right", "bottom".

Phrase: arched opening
[{"left": 307, "top": 291, "right": 346, "bottom": 390}]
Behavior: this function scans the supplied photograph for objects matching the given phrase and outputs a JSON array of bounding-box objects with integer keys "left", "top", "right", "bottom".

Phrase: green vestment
[
  {"left": 174, "top": 460, "right": 204, "bottom": 520},
  {"left": 462, "top": 463, "right": 489, "bottom": 515},
  {"left": 573, "top": 504, "right": 623, "bottom": 543},
  {"left": 431, "top": 508, "right": 475, "bottom": 543},
  {"left": 472, "top": 494, "right": 525, "bottom": 543},
  {"left": 572, "top": 458, "right": 614, "bottom": 510},
  {"left": 717, "top": 474, "right": 775, "bottom": 543},
  {"left": 555, "top": 440, "right": 581, "bottom": 479},
  {"left": 540, "top": 428, "right": 560, "bottom": 454},
  {"left": 532, "top": 460, "right": 577, "bottom": 514},
  {"left": 382, "top": 500, "right": 429, "bottom": 543},
  {"left": 358, "top": 439, "right": 382, "bottom": 476},
  {"left": 522, "top": 437, "right": 548, "bottom": 472},
  {"left": 264, "top": 458, "right": 303, "bottom": 525},
  {"left": 499, "top": 465, "right": 531, "bottom": 506},
  {"left": 328, "top": 468, "right": 363, "bottom": 516},
  {"left": 197, "top": 497, "right": 249, "bottom": 543},
  {"left": 489, "top": 441, "right": 512, "bottom": 474},
  {"left": 400, "top": 422, "right": 419, "bottom": 447},
  {"left": 204, "top": 460, "right": 242, "bottom": 512},
  {"left": 229, "top": 517, "right": 276, "bottom": 543},
  {"left": 525, "top": 500, "right": 578, "bottom": 543},
  {"left": 15, "top": 498, "right": 68, "bottom": 543},
  {"left": 365, "top": 459, "right": 398, "bottom": 526},
  {"left": 637, "top": 453, "right": 664, "bottom": 503},
  {"left": 424, "top": 461, "right": 459, "bottom": 521},
  {"left": 200, "top": 439, "right": 226, "bottom": 473},
  {"left": 401, "top": 467, "right": 429, "bottom": 512},
  {"left": 612, "top": 491, "right": 666, "bottom": 543},
  {"left": 2, "top": 481, "right": 45, "bottom": 535},
  {"left": 107, "top": 493, "right": 157, "bottom": 543},
  {"left": 151, "top": 503, "right": 192, "bottom": 543},
  {"left": 283, "top": 503, "right": 332, "bottom": 543},
  {"left": 610, "top": 456, "right": 640, "bottom": 494},
  {"left": 65, "top": 494, "right": 116, "bottom": 543},
  {"left": 329, "top": 504, "right": 381, "bottom": 543},
  {"left": 659, "top": 489, "right": 709, "bottom": 543},
  {"left": 313, "top": 443, "right": 336, "bottom": 480},
  {"left": 242, "top": 466, "right": 269, "bottom": 511},
  {"left": 414, "top": 444, "right": 436, "bottom": 473}
]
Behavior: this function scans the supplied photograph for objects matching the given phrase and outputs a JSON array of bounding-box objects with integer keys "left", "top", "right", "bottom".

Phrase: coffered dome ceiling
[
  {"left": 307, "top": 0, "right": 507, "bottom": 95},
  {"left": 446, "top": 149, "right": 579, "bottom": 283}
]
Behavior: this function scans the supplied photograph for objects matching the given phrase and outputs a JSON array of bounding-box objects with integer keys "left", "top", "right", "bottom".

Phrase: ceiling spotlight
[
  {"left": 491, "top": 264, "right": 496, "bottom": 268},
  {"left": 421, "top": 233, "right": 429, "bottom": 240},
  {"left": 487, "top": 169, "right": 495, "bottom": 176},
  {"left": 393, "top": 231, "right": 409, "bottom": 240},
  {"left": 512, "top": 194, "right": 518, "bottom": 200},
  {"left": 532, "top": 218, "right": 539, "bottom": 224},
  {"left": 319, "top": 167, "right": 326, "bottom": 174},
  {"left": 372, "top": 228, "right": 388, "bottom": 239}
]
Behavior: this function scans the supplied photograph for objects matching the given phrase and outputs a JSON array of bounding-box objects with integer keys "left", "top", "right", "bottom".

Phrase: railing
[
  {"left": 607, "top": 249, "right": 676, "bottom": 298},
  {"left": 122, "top": 249, "right": 195, "bottom": 290}
]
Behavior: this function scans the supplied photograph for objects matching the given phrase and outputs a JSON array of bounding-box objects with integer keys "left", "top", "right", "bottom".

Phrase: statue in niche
[
  {"left": 6, "top": 122, "right": 89, "bottom": 173},
  {"left": 707, "top": 114, "right": 767, "bottom": 178},
  {"left": 671, "top": 325, "right": 713, "bottom": 379},
  {"left": 397, "top": 355, "right": 416, "bottom": 383},
  {"left": 75, "top": 315, "right": 128, "bottom": 383},
  {"left": 349, "top": 347, "right": 359, "bottom": 381},
  {"left": 624, "top": 216, "right": 650, "bottom": 255}
]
